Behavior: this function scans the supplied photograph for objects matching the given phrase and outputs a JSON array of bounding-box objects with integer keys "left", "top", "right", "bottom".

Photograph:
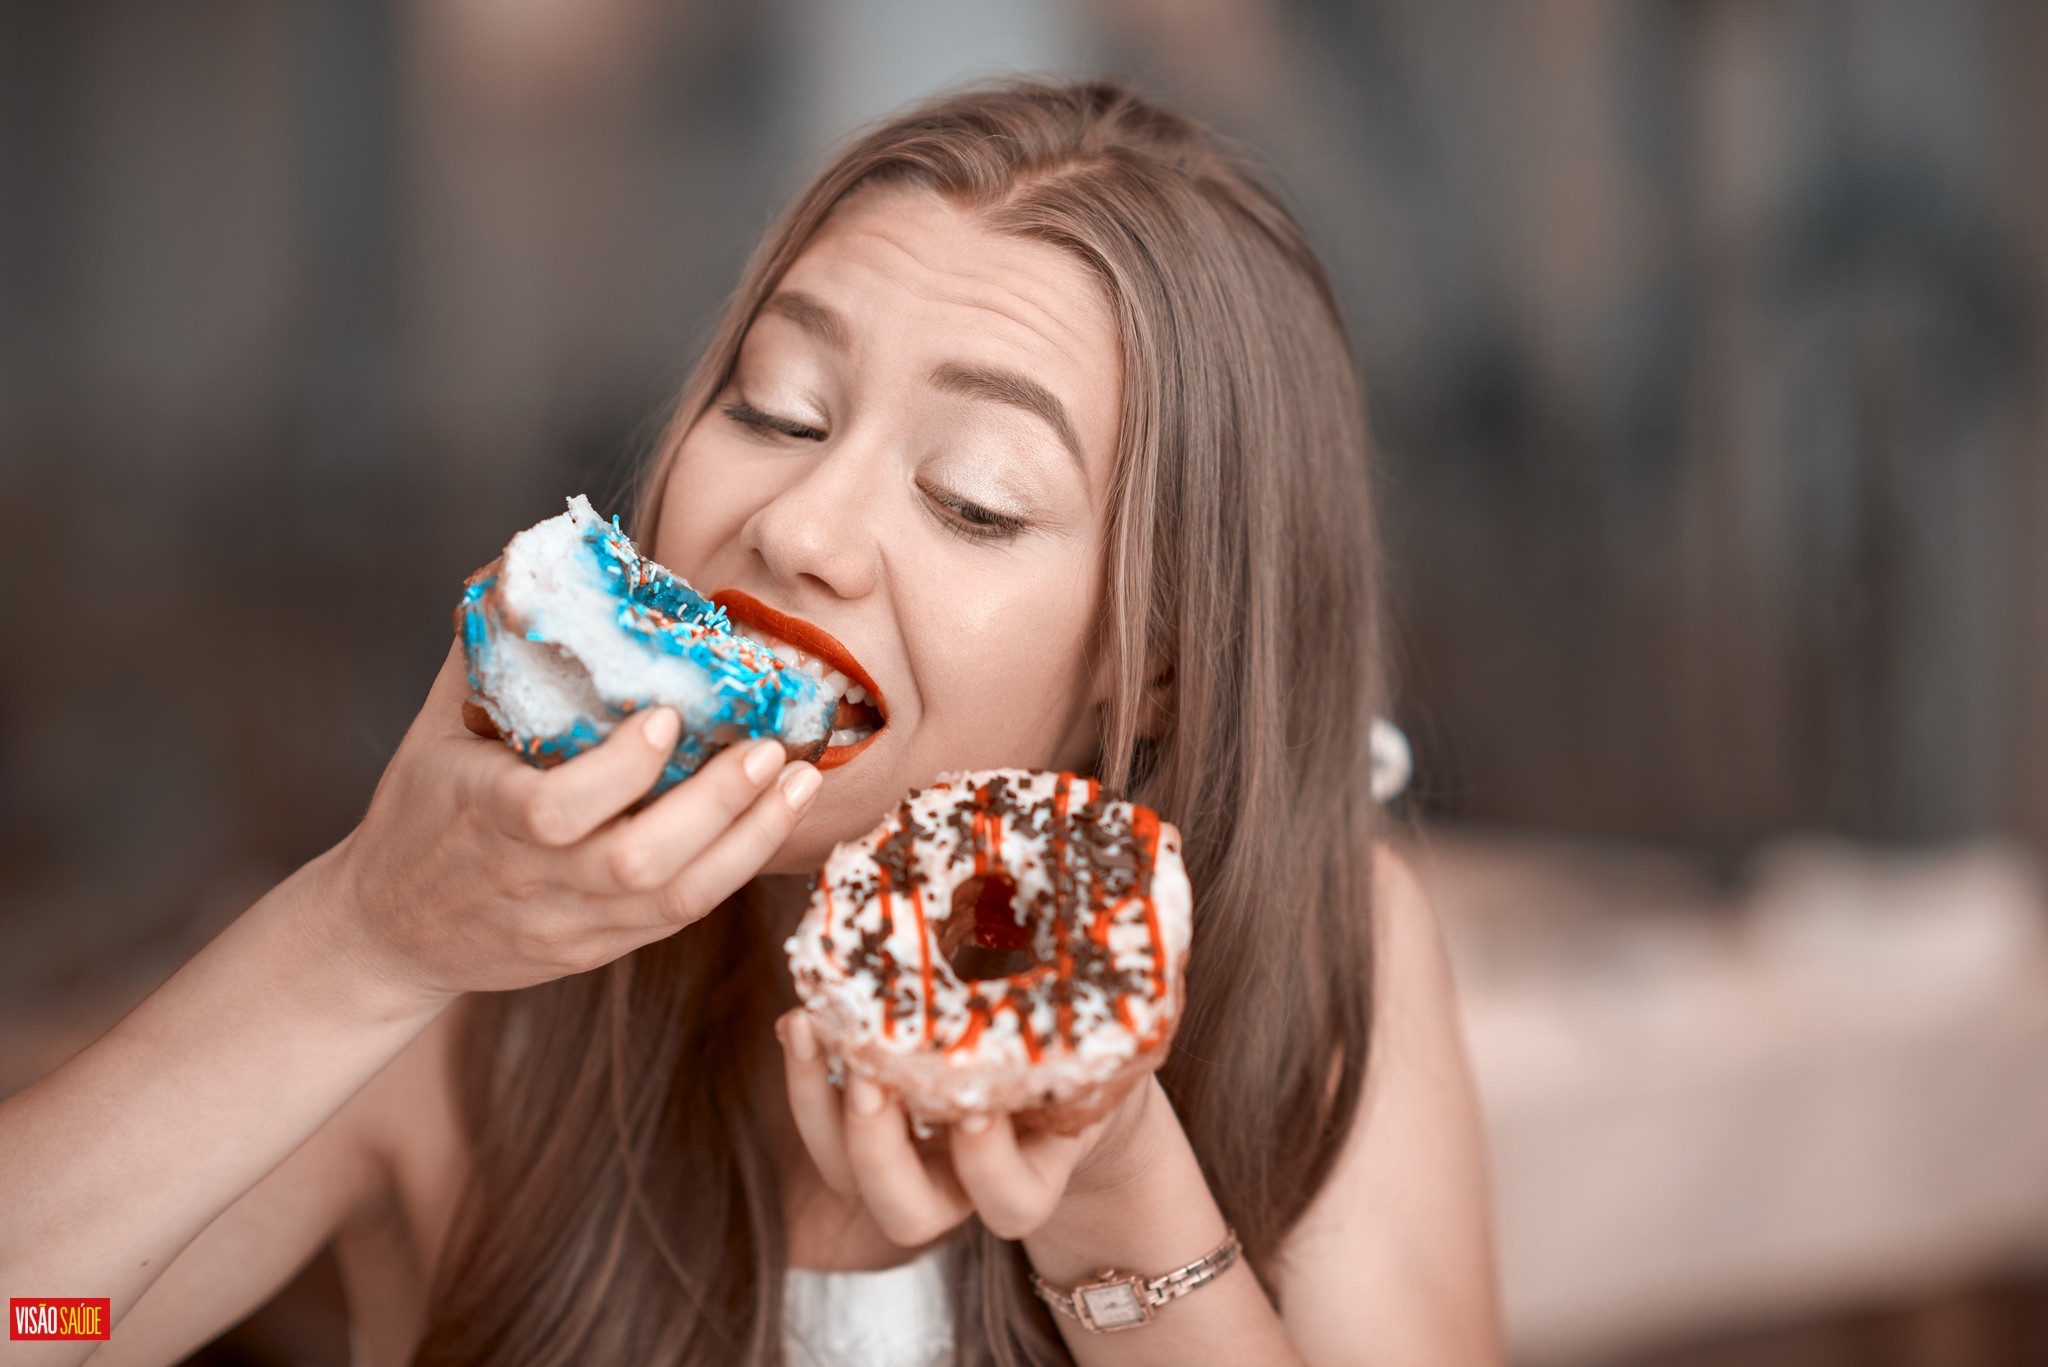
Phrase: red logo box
[{"left": 10, "top": 1299, "right": 111, "bottom": 1341}]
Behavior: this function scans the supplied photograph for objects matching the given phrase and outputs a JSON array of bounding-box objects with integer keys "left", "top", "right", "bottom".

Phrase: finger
[
  {"left": 634, "top": 762, "right": 822, "bottom": 923},
  {"left": 842, "top": 1077, "right": 975, "bottom": 1248},
  {"left": 949, "top": 1111, "right": 1090, "bottom": 1240},
  {"left": 777, "top": 1011, "right": 857, "bottom": 1196},
  {"left": 583, "top": 739, "right": 800, "bottom": 896},
  {"left": 479, "top": 707, "right": 681, "bottom": 847}
]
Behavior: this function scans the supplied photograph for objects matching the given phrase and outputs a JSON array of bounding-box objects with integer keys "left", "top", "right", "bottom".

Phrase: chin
[
  {"left": 760, "top": 736, "right": 1081, "bottom": 877},
  {"left": 763, "top": 831, "right": 837, "bottom": 876}
]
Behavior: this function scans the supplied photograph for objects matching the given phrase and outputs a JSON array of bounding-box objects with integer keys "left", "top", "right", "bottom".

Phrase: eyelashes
[
  {"left": 918, "top": 482, "right": 1027, "bottom": 542},
  {"left": 721, "top": 393, "right": 1030, "bottom": 544},
  {"left": 720, "top": 398, "right": 825, "bottom": 442}
]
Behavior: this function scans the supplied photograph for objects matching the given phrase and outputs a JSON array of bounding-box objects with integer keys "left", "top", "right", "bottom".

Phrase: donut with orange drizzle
[{"left": 784, "top": 769, "right": 1193, "bottom": 1136}]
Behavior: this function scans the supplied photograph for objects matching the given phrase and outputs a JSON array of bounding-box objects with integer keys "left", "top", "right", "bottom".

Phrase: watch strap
[{"left": 1030, "top": 1228, "right": 1242, "bottom": 1332}]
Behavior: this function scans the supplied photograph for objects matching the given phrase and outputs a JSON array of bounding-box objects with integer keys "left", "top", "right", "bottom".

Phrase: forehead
[{"left": 770, "top": 184, "right": 1121, "bottom": 476}]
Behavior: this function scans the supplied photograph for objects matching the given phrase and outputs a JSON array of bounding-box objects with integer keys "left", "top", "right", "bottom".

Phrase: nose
[{"left": 739, "top": 440, "right": 884, "bottom": 602}]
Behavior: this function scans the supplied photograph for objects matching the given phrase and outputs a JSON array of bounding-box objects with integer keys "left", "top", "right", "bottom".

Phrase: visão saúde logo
[{"left": 10, "top": 1298, "right": 112, "bottom": 1341}]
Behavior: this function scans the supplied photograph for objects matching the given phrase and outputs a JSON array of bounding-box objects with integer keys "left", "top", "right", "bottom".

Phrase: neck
[{"left": 746, "top": 875, "right": 812, "bottom": 1015}]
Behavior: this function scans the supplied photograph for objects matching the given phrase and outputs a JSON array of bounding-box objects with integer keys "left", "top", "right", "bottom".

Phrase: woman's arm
[
  {"left": 1016, "top": 1079, "right": 1302, "bottom": 1365},
  {"left": 68, "top": 993, "right": 470, "bottom": 1367},
  {"left": 1, "top": 646, "right": 821, "bottom": 1367},
  {"left": 80, "top": 1006, "right": 465, "bottom": 1367},
  {"left": 1, "top": 853, "right": 445, "bottom": 1367}
]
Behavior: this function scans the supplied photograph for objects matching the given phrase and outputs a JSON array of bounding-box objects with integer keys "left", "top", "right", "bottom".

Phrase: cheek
[{"left": 911, "top": 560, "right": 1100, "bottom": 743}]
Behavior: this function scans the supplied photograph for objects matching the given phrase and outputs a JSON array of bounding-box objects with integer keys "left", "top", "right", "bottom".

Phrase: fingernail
[
  {"left": 848, "top": 1076, "right": 884, "bottom": 1116},
  {"left": 788, "top": 1014, "right": 819, "bottom": 1064},
  {"left": 781, "top": 763, "right": 822, "bottom": 809},
  {"left": 957, "top": 1112, "right": 992, "bottom": 1135},
  {"left": 743, "top": 738, "right": 783, "bottom": 783},
  {"left": 643, "top": 708, "right": 680, "bottom": 751}
]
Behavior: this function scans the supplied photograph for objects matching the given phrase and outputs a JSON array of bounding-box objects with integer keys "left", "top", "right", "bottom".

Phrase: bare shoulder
[{"left": 1270, "top": 842, "right": 1503, "bottom": 1367}]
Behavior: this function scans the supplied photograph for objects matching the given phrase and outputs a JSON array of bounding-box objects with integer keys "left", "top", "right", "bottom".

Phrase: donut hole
[{"left": 939, "top": 874, "right": 1041, "bottom": 982}]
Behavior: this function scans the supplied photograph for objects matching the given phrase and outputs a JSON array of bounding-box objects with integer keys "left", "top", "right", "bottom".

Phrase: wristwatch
[{"left": 1028, "top": 1228, "right": 1242, "bottom": 1333}]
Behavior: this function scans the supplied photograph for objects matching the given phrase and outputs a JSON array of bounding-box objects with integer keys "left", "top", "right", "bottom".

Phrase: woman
[{"left": 0, "top": 79, "right": 1498, "bottom": 1366}]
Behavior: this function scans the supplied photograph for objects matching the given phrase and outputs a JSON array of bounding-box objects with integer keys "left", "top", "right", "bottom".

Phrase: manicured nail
[
  {"left": 957, "top": 1112, "right": 992, "bottom": 1135},
  {"left": 787, "top": 1013, "right": 819, "bottom": 1064},
  {"left": 643, "top": 708, "right": 680, "bottom": 751},
  {"left": 781, "top": 763, "right": 822, "bottom": 809},
  {"left": 744, "top": 738, "right": 783, "bottom": 783},
  {"left": 848, "top": 1076, "right": 884, "bottom": 1116}
]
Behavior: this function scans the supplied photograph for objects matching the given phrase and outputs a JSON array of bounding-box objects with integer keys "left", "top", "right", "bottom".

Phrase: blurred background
[{"left": 4, "top": 0, "right": 2048, "bottom": 1363}]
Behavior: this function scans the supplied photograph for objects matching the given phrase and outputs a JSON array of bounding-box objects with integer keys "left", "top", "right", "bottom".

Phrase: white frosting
[
  {"left": 477, "top": 495, "right": 829, "bottom": 748},
  {"left": 786, "top": 770, "right": 1194, "bottom": 1118}
]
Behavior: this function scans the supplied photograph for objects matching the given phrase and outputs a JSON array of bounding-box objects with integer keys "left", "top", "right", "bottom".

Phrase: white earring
[{"left": 1370, "top": 717, "right": 1411, "bottom": 804}]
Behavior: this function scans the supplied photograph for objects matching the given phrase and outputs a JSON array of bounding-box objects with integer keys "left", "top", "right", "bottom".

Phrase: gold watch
[{"left": 1028, "top": 1228, "right": 1242, "bottom": 1333}]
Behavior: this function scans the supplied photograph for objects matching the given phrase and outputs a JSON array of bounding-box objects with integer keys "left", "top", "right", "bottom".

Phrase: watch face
[{"left": 1078, "top": 1279, "right": 1150, "bottom": 1331}]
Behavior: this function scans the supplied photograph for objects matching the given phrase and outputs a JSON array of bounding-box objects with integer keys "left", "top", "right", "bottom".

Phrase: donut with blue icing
[{"left": 457, "top": 495, "right": 833, "bottom": 795}]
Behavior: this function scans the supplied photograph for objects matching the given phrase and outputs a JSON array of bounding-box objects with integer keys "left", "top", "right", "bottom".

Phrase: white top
[{"left": 782, "top": 1244, "right": 956, "bottom": 1367}]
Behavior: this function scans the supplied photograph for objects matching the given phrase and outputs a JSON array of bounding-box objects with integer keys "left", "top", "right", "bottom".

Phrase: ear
[
  {"left": 1049, "top": 647, "right": 1173, "bottom": 774},
  {"left": 1135, "top": 656, "right": 1174, "bottom": 742},
  {"left": 1093, "top": 635, "right": 1175, "bottom": 731}
]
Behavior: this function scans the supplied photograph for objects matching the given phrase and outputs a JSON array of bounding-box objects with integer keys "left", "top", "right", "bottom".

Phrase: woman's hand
[
  {"left": 774, "top": 1012, "right": 1317, "bottom": 1366},
  {"left": 773, "top": 1008, "right": 1158, "bottom": 1246},
  {"left": 325, "top": 643, "right": 822, "bottom": 1007}
]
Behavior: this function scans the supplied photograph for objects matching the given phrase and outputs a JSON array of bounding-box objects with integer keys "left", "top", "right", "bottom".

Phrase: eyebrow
[
  {"left": 759, "top": 289, "right": 1087, "bottom": 471},
  {"left": 929, "top": 362, "right": 1086, "bottom": 472},
  {"left": 760, "top": 290, "right": 852, "bottom": 351}
]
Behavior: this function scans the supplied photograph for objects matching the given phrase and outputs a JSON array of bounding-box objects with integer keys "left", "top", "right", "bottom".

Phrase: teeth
[
  {"left": 734, "top": 621, "right": 872, "bottom": 710},
  {"left": 828, "top": 727, "right": 877, "bottom": 748}
]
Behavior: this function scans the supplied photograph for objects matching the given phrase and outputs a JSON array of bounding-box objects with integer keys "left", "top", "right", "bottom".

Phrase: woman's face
[{"left": 654, "top": 184, "right": 1123, "bottom": 871}]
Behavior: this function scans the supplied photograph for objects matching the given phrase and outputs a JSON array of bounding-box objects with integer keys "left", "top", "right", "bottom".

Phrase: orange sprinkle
[{"left": 911, "top": 883, "right": 934, "bottom": 1043}]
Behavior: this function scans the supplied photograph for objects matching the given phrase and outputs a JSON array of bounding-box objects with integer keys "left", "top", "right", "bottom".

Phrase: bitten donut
[
  {"left": 458, "top": 495, "right": 835, "bottom": 795},
  {"left": 785, "top": 770, "right": 1194, "bottom": 1135}
]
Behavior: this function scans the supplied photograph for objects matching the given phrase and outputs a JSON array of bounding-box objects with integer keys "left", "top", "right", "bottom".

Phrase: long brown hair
[{"left": 414, "top": 77, "right": 1383, "bottom": 1366}]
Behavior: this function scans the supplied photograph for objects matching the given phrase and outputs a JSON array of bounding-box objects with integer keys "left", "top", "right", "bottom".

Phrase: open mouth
[{"left": 713, "top": 589, "right": 888, "bottom": 771}]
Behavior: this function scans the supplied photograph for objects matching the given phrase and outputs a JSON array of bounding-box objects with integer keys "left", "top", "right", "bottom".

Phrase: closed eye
[
  {"left": 721, "top": 398, "right": 826, "bottom": 442},
  {"left": 919, "top": 480, "right": 1027, "bottom": 542}
]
